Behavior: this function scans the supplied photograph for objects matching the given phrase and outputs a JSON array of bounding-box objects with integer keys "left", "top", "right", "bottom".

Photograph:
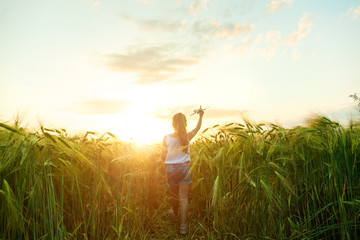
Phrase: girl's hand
[
  {"left": 191, "top": 105, "right": 207, "bottom": 116},
  {"left": 198, "top": 108, "right": 204, "bottom": 117}
]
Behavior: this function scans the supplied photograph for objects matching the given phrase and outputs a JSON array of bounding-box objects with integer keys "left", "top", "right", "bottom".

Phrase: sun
[{"left": 108, "top": 113, "right": 172, "bottom": 145}]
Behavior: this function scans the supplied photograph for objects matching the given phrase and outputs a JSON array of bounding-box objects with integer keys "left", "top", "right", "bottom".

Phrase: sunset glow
[{"left": 1, "top": 0, "right": 359, "bottom": 143}]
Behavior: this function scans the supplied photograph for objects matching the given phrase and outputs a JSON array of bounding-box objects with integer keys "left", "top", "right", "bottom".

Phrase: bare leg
[
  {"left": 178, "top": 184, "right": 189, "bottom": 226},
  {"left": 169, "top": 185, "right": 179, "bottom": 216}
]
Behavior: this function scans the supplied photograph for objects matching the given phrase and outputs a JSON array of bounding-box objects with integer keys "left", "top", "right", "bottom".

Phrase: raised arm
[
  {"left": 188, "top": 109, "right": 204, "bottom": 140},
  {"left": 161, "top": 136, "right": 168, "bottom": 161}
]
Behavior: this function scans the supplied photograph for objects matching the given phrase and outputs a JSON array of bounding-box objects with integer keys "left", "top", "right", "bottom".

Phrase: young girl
[{"left": 161, "top": 108, "right": 204, "bottom": 235}]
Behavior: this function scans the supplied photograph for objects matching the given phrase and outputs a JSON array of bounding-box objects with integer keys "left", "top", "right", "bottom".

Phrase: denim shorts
[{"left": 165, "top": 163, "right": 192, "bottom": 186}]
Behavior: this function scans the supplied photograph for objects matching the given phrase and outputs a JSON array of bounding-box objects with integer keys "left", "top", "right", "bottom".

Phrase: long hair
[{"left": 172, "top": 113, "right": 189, "bottom": 153}]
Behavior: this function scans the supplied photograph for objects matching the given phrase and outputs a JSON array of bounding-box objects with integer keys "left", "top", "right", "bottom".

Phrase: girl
[{"left": 161, "top": 108, "right": 204, "bottom": 235}]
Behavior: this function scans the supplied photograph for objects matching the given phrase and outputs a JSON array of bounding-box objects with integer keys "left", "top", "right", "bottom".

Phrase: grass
[{"left": 0, "top": 115, "right": 359, "bottom": 239}]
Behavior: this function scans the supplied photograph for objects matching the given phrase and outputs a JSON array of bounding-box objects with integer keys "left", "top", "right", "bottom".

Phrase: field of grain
[{"left": 0, "top": 116, "right": 359, "bottom": 239}]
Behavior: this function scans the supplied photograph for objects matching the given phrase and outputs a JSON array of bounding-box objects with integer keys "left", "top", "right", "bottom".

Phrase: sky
[{"left": 1, "top": 0, "right": 360, "bottom": 143}]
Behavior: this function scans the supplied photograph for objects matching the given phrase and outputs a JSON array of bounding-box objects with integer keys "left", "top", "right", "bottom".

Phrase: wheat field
[{"left": 0, "top": 115, "right": 359, "bottom": 239}]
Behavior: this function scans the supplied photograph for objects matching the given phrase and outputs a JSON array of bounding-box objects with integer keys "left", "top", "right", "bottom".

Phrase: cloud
[
  {"left": 204, "top": 108, "right": 242, "bottom": 118},
  {"left": 327, "top": 106, "right": 360, "bottom": 123},
  {"left": 90, "top": 0, "right": 101, "bottom": 8},
  {"left": 154, "top": 106, "right": 241, "bottom": 119},
  {"left": 229, "top": 34, "right": 255, "bottom": 54},
  {"left": 121, "top": 15, "right": 253, "bottom": 40},
  {"left": 103, "top": 45, "right": 200, "bottom": 84},
  {"left": 296, "top": 106, "right": 360, "bottom": 127},
  {"left": 65, "top": 99, "right": 130, "bottom": 115},
  {"left": 120, "top": 14, "right": 186, "bottom": 31},
  {"left": 264, "top": 30, "right": 282, "bottom": 58},
  {"left": 229, "top": 30, "right": 281, "bottom": 59},
  {"left": 292, "top": 48, "right": 301, "bottom": 61},
  {"left": 347, "top": 5, "right": 360, "bottom": 20},
  {"left": 286, "top": 13, "right": 313, "bottom": 46},
  {"left": 266, "top": 0, "right": 293, "bottom": 12},
  {"left": 190, "top": 0, "right": 210, "bottom": 14},
  {"left": 137, "top": 0, "right": 152, "bottom": 3},
  {"left": 193, "top": 20, "right": 254, "bottom": 39}
]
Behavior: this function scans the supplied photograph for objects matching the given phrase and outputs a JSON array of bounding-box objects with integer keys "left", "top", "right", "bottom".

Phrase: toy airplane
[{"left": 191, "top": 105, "right": 209, "bottom": 116}]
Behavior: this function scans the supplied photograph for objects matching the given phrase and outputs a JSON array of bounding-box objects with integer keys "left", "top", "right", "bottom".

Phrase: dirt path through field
[{"left": 146, "top": 211, "right": 212, "bottom": 239}]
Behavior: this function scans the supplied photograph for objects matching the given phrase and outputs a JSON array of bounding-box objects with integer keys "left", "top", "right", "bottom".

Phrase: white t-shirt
[{"left": 164, "top": 134, "right": 190, "bottom": 164}]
